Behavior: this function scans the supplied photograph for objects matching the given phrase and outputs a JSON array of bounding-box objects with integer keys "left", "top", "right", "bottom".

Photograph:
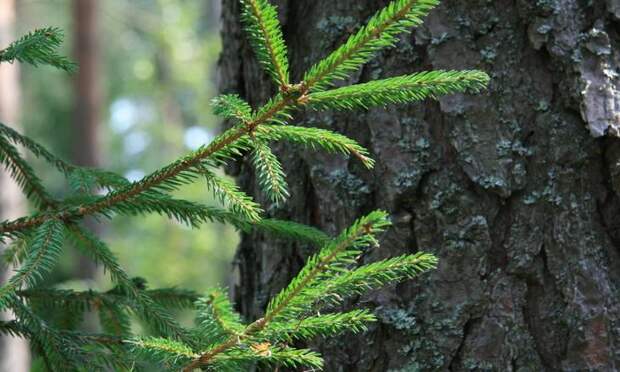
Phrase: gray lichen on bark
[{"left": 220, "top": 0, "right": 620, "bottom": 370}]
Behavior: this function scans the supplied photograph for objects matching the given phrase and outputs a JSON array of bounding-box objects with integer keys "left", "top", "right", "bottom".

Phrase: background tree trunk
[
  {"left": 72, "top": 0, "right": 101, "bottom": 280},
  {"left": 0, "top": 0, "right": 31, "bottom": 370},
  {"left": 220, "top": 1, "right": 620, "bottom": 370}
]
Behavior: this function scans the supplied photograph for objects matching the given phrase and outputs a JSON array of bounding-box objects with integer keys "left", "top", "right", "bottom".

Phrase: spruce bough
[{"left": 0, "top": 0, "right": 488, "bottom": 370}]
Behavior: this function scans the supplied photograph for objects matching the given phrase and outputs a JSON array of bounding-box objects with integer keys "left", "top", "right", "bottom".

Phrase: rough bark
[
  {"left": 220, "top": 1, "right": 620, "bottom": 370},
  {"left": 0, "top": 0, "right": 31, "bottom": 370}
]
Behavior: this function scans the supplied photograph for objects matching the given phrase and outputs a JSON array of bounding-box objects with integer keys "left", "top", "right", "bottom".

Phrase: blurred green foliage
[{"left": 16, "top": 0, "right": 237, "bottom": 292}]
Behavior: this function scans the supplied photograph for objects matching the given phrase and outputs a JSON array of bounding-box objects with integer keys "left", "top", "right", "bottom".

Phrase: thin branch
[
  {"left": 304, "top": 0, "right": 437, "bottom": 88},
  {"left": 181, "top": 218, "right": 375, "bottom": 371},
  {"left": 243, "top": 0, "right": 289, "bottom": 86},
  {"left": 0, "top": 93, "right": 298, "bottom": 237}
]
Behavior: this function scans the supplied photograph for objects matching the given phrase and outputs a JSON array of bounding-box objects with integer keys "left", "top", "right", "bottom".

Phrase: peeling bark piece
[{"left": 579, "top": 26, "right": 620, "bottom": 137}]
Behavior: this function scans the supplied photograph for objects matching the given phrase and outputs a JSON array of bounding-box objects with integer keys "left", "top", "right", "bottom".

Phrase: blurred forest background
[{"left": 1, "top": 0, "right": 233, "bottom": 318}]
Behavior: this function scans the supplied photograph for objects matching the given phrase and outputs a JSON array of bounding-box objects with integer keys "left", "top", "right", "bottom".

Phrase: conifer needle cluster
[{"left": 0, "top": 1, "right": 488, "bottom": 370}]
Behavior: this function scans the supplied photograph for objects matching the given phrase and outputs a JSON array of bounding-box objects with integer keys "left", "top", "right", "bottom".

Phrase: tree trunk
[
  {"left": 73, "top": 0, "right": 101, "bottom": 279},
  {"left": 0, "top": 0, "right": 31, "bottom": 370},
  {"left": 220, "top": 1, "right": 620, "bottom": 370}
]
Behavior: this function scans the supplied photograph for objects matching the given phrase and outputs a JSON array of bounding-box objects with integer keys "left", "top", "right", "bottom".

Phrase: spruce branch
[
  {"left": 18, "top": 287, "right": 198, "bottom": 315},
  {"left": 0, "top": 128, "right": 321, "bottom": 244},
  {"left": 0, "top": 122, "right": 73, "bottom": 174},
  {"left": 195, "top": 288, "right": 245, "bottom": 344},
  {"left": 0, "top": 118, "right": 271, "bottom": 238},
  {"left": 265, "top": 211, "right": 391, "bottom": 321},
  {"left": 63, "top": 190, "right": 257, "bottom": 230},
  {"left": 262, "top": 309, "right": 376, "bottom": 342},
  {"left": 257, "top": 124, "right": 375, "bottom": 168},
  {"left": 212, "top": 94, "right": 254, "bottom": 123},
  {"left": 9, "top": 297, "right": 85, "bottom": 370},
  {"left": 251, "top": 219, "right": 330, "bottom": 247},
  {"left": 0, "top": 320, "right": 117, "bottom": 370},
  {"left": 66, "top": 226, "right": 192, "bottom": 343},
  {"left": 96, "top": 298, "right": 133, "bottom": 337},
  {"left": 1, "top": 237, "right": 28, "bottom": 267},
  {"left": 1, "top": 121, "right": 130, "bottom": 193},
  {"left": 104, "top": 194, "right": 324, "bottom": 248},
  {"left": 66, "top": 331, "right": 125, "bottom": 347},
  {"left": 128, "top": 337, "right": 197, "bottom": 369},
  {"left": 0, "top": 27, "right": 77, "bottom": 72},
  {"left": 65, "top": 331, "right": 131, "bottom": 371},
  {"left": 132, "top": 292, "right": 194, "bottom": 343},
  {"left": 182, "top": 212, "right": 436, "bottom": 371},
  {"left": 247, "top": 91, "right": 300, "bottom": 129},
  {"left": 66, "top": 167, "right": 131, "bottom": 194},
  {"left": 190, "top": 212, "right": 330, "bottom": 246},
  {"left": 205, "top": 170, "right": 263, "bottom": 222},
  {"left": 0, "top": 61, "right": 290, "bottom": 236},
  {"left": 0, "top": 87, "right": 319, "bottom": 236},
  {"left": 109, "top": 191, "right": 242, "bottom": 228},
  {"left": 0, "top": 134, "right": 55, "bottom": 209},
  {"left": 182, "top": 212, "right": 394, "bottom": 371},
  {"left": 303, "top": 0, "right": 440, "bottom": 91},
  {"left": 0, "top": 125, "right": 253, "bottom": 236},
  {"left": 210, "top": 346, "right": 323, "bottom": 371},
  {"left": 0, "top": 320, "right": 27, "bottom": 339},
  {"left": 308, "top": 70, "right": 490, "bottom": 110},
  {"left": 20, "top": 288, "right": 95, "bottom": 312},
  {"left": 240, "top": 0, "right": 290, "bottom": 86},
  {"left": 251, "top": 140, "right": 289, "bottom": 204},
  {"left": 66, "top": 225, "right": 131, "bottom": 287},
  {"left": 299, "top": 253, "right": 438, "bottom": 311},
  {"left": 147, "top": 288, "right": 201, "bottom": 309},
  {"left": 67, "top": 168, "right": 98, "bottom": 194},
  {"left": 0, "top": 219, "right": 64, "bottom": 308},
  {"left": 0, "top": 90, "right": 331, "bottom": 238}
]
